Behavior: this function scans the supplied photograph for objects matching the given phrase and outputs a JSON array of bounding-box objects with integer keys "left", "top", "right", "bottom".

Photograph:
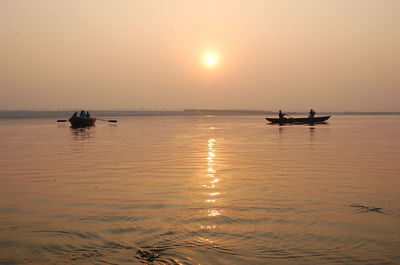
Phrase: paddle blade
[{"left": 108, "top": 120, "right": 118, "bottom": 123}]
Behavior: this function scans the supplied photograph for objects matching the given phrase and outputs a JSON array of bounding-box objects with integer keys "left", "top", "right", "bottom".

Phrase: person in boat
[
  {"left": 309, "top": 109, "right": 316, "bottom": 118},
  {"left": 278, "top": 110, "right": 287, "bottom": 120},
  {"left": 86, "top": 111, "right": 91, "bottom": 118},
  {"left": 79, "top": 110, "right": 86, "bottom": 118},
  {"left": 71, "top": 112, "right": 78, "bottom": 119}
]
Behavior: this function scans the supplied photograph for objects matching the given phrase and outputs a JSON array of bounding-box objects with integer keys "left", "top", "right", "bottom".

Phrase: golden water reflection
[
  {"left": 200, "top": 225, "right": 216, "bottom": 229},
  {"left": 208, "top": 209, "right": 221, "bottom": 217},
  {"left": 197, "top": 137, "right": 222, "bottom": 243},
  {"left": 206, "top": 138, "right": 219, "bottom": 208}
]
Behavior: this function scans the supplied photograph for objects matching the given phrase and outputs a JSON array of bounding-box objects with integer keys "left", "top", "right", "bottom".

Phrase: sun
[{"left": 203, "top": 51, "right": 219, "bottom": 68}]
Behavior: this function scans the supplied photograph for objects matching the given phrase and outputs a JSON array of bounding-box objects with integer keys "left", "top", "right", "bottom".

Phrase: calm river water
[{"left": 0, "top": 115, "right": 399, "bottom": 265}]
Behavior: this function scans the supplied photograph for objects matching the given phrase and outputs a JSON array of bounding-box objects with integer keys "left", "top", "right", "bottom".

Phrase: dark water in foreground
[{"left": 0, "top": 115, "right": 399, "bottom": 264}]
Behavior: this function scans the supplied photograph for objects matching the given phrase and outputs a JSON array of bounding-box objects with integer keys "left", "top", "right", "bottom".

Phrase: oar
[
  {"left": 57, "top": 118, "right": 117, "bottom": 123},
  {"left": 97, "top": 118, "right": 118, "bottom": 123}
]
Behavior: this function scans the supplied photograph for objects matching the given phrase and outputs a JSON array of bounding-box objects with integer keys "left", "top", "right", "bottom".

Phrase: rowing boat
[
  {"left": 69, "top": 117, "right": 96, "bottom": 128},
  {"left": 265, "top": 116, "right": 330, "bottom": 124}
]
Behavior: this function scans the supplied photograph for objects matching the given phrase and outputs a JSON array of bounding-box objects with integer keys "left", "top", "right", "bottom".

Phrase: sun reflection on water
[
  {"left": 208, "top": 209, "right": 221, "bottom": 217},
  {"left": 200, "top": 225, "right": 216, "bottom": 229},
  {"left": 207, "top": 168, "right": 216, "bottom": 173},
  {"left": 196, "top": 137, "right": 222, "bottom": 245}
]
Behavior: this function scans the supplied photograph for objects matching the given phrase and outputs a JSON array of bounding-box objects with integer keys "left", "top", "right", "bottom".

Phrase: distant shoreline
[{"left": 1, "top": 109, "right": 400, "bottom": 119}]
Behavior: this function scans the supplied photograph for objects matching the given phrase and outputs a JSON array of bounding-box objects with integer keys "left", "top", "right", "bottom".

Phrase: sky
[{"left": 1, "top": 0, "right": 399, "bottom": 111}]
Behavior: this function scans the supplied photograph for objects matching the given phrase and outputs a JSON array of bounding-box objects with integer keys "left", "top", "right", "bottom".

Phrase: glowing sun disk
[{"left": 203, "top": 52, "right": 219, "bottom": 68}]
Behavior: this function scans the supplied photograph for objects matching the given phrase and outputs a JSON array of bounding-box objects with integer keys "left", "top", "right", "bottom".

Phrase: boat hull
[
  {"left": 265, "top": 116, "right": 330, "bottom": 124},
  {"left": 69, "top": 117, "right": 96, "bottom": 128}
]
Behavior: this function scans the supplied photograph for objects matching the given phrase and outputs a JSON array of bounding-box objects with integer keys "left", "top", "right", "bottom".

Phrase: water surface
[{"left": 0, "top": 115, "right": 399, "bottom": 264}]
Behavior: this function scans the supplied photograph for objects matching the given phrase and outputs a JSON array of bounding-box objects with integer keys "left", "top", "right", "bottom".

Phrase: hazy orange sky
[{"left": 1, "top": 0, "right": 399, "bottom": 111}]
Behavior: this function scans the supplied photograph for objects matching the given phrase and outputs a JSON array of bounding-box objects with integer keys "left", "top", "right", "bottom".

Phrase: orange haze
[{"left": 1, "top": 0, "right": 399, "bottom": 111}]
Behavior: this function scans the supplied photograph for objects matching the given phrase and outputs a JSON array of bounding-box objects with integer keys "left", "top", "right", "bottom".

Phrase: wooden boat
[
  {"left": 69, "top": 117, "right": 96, "bottom": 128},
  {"left": 265, "top": 116, "right": 331, "bottom": 124}
]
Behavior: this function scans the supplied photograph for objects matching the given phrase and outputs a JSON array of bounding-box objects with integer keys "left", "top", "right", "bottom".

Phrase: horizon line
[{"left": 1, "top": 109, "right": 400, "bottom": 114}]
